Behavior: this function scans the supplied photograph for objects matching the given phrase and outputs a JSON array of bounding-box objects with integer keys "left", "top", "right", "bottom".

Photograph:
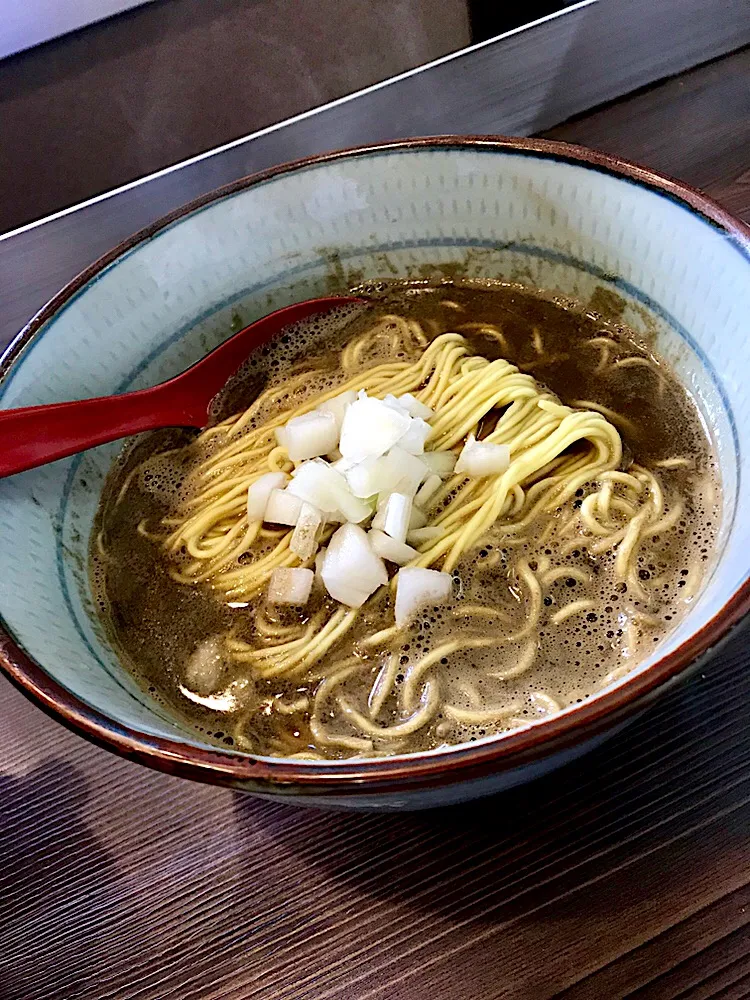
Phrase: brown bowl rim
[{"left": 1, "top": 134, "right": 749, "bottom": 796}]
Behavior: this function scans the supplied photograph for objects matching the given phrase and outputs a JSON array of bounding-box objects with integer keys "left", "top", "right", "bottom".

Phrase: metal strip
[
  {"left": 0, "top": 0, "right": 598, "bottom": 244},
  {"left": 1, "top": 0, "right": 748, "bottom": 346}
]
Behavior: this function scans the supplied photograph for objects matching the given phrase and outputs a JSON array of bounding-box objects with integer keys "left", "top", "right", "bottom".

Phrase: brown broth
[{"left": 90, "top": 282, "right": 720, "bottom": 757}]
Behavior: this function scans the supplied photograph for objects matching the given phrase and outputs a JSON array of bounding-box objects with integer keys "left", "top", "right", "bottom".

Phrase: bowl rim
[{"left": 2, "top": 133, "right": 749, "bottom": 796}]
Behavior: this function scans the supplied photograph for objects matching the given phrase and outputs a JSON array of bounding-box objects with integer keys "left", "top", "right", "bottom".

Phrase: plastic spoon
[{"left": 0, "top": 295, "right": 364, "bottom": 478}]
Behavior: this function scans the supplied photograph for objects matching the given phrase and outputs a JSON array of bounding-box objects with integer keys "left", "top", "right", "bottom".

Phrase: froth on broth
[{"left": 91, "top": 281, "right": 720, "bottom": 759}]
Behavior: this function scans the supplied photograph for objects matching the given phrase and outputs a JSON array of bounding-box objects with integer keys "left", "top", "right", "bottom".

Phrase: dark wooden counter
[{"left": 1, "top": 45, "right": 749, "bottom": 1000}]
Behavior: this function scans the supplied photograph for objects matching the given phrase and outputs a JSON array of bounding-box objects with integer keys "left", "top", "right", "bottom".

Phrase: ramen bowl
[{"left": 1, "top": 137, "right": 748, "bottom": 810}]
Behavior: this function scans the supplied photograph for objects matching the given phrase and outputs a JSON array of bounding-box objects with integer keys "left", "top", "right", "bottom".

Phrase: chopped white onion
[
  {"left": 330, "top": 455, "right": 355, "bottom": 475},
  {"left": 247, "top": 471, "right": 288, "bottom": 522},
  {"left": 397, "top": 417, "right": 431, "bottom": 455},
  {"left": 382, "top": 393, "right": 411, "bottom": 416},
  {"left": 184, "top": 637, "right": 225, "bottom": 694},
  {"left": 267, "top": 567, "right": 314, "bottom": 605},
  {"left": 408, "top": 506, "right": 428, "bottom": 530},
  {"left": 407, "top": 526, "right": 444, "bottom": 545},
  {"left": 394, "top": 567, "right": 452, "bottom": 626},
  {"left": 339, "top": 392, "right": 411, "bottom": 462},
  {"left": 264, "top": 488, "right": 303, "bottom": 526},
  {"left": 287, "top": 459, "right": 371, "bottom": 523},
  {"left": 372, "top": 492, "right": 412, "bottom": 543},
  {"left": 397, "top": 393, "right": 434, "bottom": 420},
  {"left": 314, "top": 548, "right": 326, "bottom": 581},
  {"left": 422, "top": 450, "right": 457, "bottom": 478},
  {"left": 386, "top": 445, "right": 429, "bottom": 497},
  {"left": 345, "top": 456, "right": 389, "bottom": 499},
  {"left": 455, "top": 434, "right": 510, "bottom": 477},
  {"left": 368, "top": 529, "right": 417, "bottom": 566},
  {"left": 316, "top": 389, "right": 357, "bottom": 430},
  {"left": 361, "top": 450, "right": 408, "bottom": 498},
  {"left": 290, "top": 501, "right": 322, "bottom": 560},
  {"left": 414, "top": 474, "right": 443, "bottom": 508},
  {"left": 275, "top": 410, "right": 338, "bottom": 463},
  {"left": 320, "top": 523, "right": 388, "bottom": 607}
]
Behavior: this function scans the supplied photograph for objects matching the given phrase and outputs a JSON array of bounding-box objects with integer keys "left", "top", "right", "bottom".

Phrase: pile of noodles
[{"left": 140, "top": 311, "right": 685, "bottom": 757}]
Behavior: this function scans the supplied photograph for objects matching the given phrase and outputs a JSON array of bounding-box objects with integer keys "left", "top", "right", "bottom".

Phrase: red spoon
[{"left": 0, "top": 295, "right": 365, "bottom": 478}]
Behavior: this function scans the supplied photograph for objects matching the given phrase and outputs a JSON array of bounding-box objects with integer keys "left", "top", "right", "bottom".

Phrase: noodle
[
  {"left": 148, "top": 317, "right": 678, "bottom": 749},
  {"left": 93, "top": 283, "right": 717, "bottom": 759}
]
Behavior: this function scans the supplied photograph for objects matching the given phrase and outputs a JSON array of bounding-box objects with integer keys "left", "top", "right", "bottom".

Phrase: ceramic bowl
[{"left": 1, "top": 137, "right": 749, "bottom": 810}]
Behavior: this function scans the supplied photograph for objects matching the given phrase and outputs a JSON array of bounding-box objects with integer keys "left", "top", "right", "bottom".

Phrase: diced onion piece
[
  {"left": 386, "top": 445, "right": 429, "bottom": 497},
  {"left": 287, "top": 459, "right": 371, "bottom": 523},
  {"left": 314, "top": 548, "right": 326, "bottom": 581},
  {"left": 455, "top": 434, "right": 510, "bottom": 477},
  {"left": 414, "top": 474, "right": 442, "bottom": 508},
  {"left": 247, "top": 472, "right": 288, "bottom": 521},
  {"left": 265, "top": 488, "right": 303, "bottom": 526},
  {"left": 267, "top": 567, "right": 314, "bottom": 605},
  {"left": 397, "top": 393, "right": 434, "bottom": 420},
  {"left": 321, "top": 523, "right": 388, "bottom": 607},
  {"left": 317, "top": 390, "right": 357, "bottom": 431},
  {"left": 407, "top": 526, "right": 444, "bottom": 545},
  {"left": 397, "top": 417, "right": 430, "bottom": 455},
  {"left": 408, "top": 506, "right": 428, "bottom": 530},
  {"left": 330, "top": 456, "right": 355, "bottom": 475},
  {"left": 290, "top": 502, "right": 322, "bottom": 560},
  {"left": 372, "top": 492, "right": 411, "bottom": 543},
  {"left": 362, "top": 451, "right": 403, "bottom": 498},
  {"left": 422, "top": 450, "right": 457, "bottom": 478},
  {"left": 184, "top": 637, "right": 225, "bottom": 694},
  {"left": 395, "top": 567, "right": 452, "bottom": 626},
  {"left": 339, "top": 392, "right": 411, "bottom": 462},
  {"left": 368, "top": 529, "right": 417, "bottom": 566},
  {"left": 275, "top": 410, "right": 339, "bottom": 463},
  {"left": 382, "top": 394, "right": 411, "bottom": 416},
  {"left": 345, "top": 456, "right": 388, "bottom": 499}
]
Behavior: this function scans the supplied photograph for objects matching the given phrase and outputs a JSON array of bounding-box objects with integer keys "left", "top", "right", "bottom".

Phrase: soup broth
[{"left": 91, "top": 282, "right": 719, "bottom": 758}]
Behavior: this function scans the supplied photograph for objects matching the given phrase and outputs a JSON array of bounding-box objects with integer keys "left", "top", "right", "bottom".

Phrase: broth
[{"left": 90, "top": 282, "right": 719, "bottom": 758}]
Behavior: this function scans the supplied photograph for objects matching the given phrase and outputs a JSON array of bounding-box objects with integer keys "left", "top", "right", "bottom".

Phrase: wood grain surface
[{"left": 1, "top": 47, "right": 749, "bottom": 1000}]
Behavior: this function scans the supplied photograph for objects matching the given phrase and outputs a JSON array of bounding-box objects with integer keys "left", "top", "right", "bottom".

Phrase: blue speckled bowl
[{"left": 1, "top": 137, "right": 748, "bottom": 810}]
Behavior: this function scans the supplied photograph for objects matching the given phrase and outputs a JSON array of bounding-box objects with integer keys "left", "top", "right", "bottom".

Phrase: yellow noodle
[
  {"left": 368, "top": 655, "right": 400, "bottom": 718},
  {"left": 338, "top": 680, "right": 440, "bottom": 739},
  {"left": 489, "top": 640, "right": 538, "bottom": 681},
  {"left": 654, "top": 457, "right": 694, "bottom": 469},
  {"left": 541, "top": 566, "right": 591, "bottom": 587},
  {"left": 569, "top": 399, "right": 639, "bottom": 438},
  {"left": 142, "top": 316, "right": 685, "bottom": 753},
  {"left": 402, "top": 638, "right": 496, "bottom": 710},
  {"left": 452, "top": 604, "right": 509, "bottom": 620},
  {"left": 551, "top": 600, "right": 596, "bottom": 623},
  {"left": 273, "top": 696, "right": 310, "bottom": 715},
  {"left": 443, "top": 701, "right": 521, "bottom": 725}
]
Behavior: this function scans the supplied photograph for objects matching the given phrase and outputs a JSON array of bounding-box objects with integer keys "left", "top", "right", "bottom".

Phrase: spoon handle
[{"left": 0, "top": 386, "right": 187, "bottom": 478}]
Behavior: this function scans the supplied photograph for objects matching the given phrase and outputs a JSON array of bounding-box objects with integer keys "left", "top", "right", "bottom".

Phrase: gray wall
[{"left": 0, "top": 0, "right": 470, "bottom": 234}]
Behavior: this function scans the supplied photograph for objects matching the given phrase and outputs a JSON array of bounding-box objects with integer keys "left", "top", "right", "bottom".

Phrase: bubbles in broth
[{"left": 90, "top": 281, "right": 720, "bottom": 759}]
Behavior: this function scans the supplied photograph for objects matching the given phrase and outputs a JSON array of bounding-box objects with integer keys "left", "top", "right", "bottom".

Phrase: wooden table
[{"left": 1, "top": 35, "right": 749, "bottom": 1000}]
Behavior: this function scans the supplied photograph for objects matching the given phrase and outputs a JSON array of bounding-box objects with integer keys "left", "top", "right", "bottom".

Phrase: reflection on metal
[{"left": 1, "top": 0, "right": 156, "bottom": 60}]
